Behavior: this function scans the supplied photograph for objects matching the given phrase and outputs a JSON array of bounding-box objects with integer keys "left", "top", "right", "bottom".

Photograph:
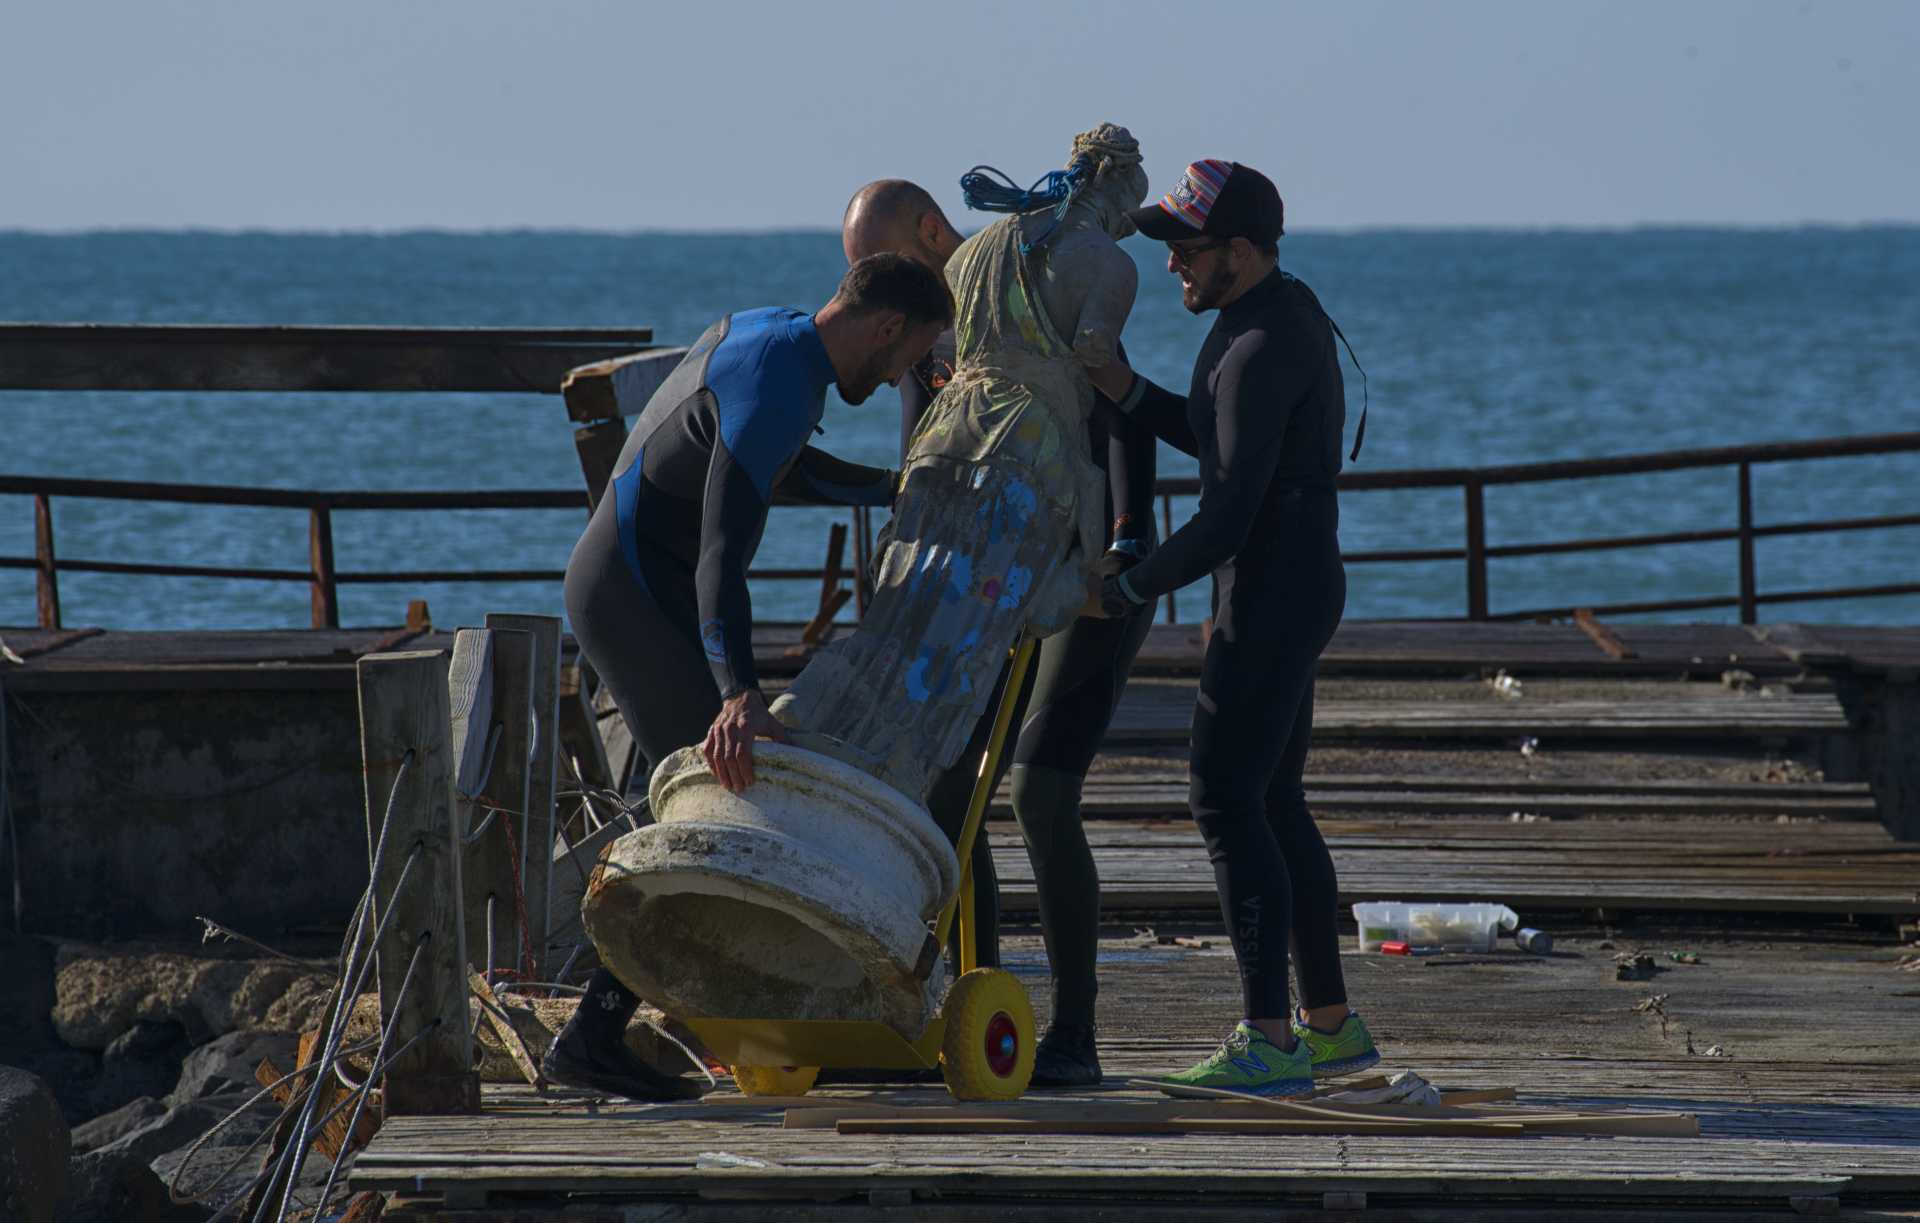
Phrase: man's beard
[
  {"left": 841, "top": 334, "right": 909, "bottom": 405},
  {"left": 1181, "top": 260, "right": 1236, "bottom": 314}
]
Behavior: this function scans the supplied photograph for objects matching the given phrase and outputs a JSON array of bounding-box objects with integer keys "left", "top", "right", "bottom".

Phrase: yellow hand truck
[{"left": 680, "top": 637, "right": 1040, "bottom": 1101}]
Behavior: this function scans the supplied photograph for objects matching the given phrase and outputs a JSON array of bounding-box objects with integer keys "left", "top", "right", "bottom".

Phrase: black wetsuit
[
  {"left": 563, "top": 307, "right": 893, "bottom": 1045},
  {"left": 903, "top": 337, "right": 1159, "bottom": 1018},
  {"left": 1108, "top": 269, "right": 1349, "bottom": 1022}
]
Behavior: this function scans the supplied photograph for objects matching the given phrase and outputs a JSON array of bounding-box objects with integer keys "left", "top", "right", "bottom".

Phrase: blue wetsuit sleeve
[
  {"left": 1118, "top": 329, "right": 1308, "bottom": 602},
  {"left": 1118, "top": 375, "right": 1202, "bottom": 458},
  {"left": 694, "top": 392, "right": 815, "bottom": 700},
  {"left": 774, "top": 445, "right": 895, "bottom": 507}
]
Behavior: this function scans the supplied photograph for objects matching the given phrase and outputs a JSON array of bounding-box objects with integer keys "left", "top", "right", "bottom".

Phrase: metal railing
[
  {"left": 9, "top": 430, "right": 1919, "bottom": 629},
  {"left": 5, "top": 325, "right": 1917, "bottom": 629}
]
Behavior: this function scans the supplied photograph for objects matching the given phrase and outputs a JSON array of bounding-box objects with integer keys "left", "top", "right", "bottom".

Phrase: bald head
[{"left": 842, "top": 179, "right": 963, "bottom": 271}]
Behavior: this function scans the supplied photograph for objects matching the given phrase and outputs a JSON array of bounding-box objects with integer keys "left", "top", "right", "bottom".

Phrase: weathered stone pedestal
[{"left": 580, "top": 741, "right": 956, "bottom": 1035}]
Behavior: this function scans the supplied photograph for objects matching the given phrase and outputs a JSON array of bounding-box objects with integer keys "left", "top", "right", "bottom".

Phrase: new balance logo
[{"left": 1228, "top": 1054, "right": 1268, "bottom": 1077}]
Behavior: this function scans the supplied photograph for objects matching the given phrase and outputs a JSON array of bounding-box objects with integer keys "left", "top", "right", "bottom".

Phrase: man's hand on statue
[
  {"left": 703, "top": 688, "right": 789, "bottom": 793},
  {"left": 1085, "top": 356, "right": 1135, "bottom": 403},
  {"left": 1095, "top": 551, "right": 1130, "bottom": 578},
  {"left": 1078, "top": 569, "right": 1113, "bottom": 620}
]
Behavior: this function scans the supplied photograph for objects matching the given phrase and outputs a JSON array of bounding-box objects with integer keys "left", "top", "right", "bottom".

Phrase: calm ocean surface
[{"left": 3, "top": 228, "right": 1916, "bottom": 630}]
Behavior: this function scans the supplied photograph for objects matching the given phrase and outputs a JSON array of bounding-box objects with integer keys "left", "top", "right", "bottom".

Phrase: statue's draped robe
[{"left": 773, "top": 216, "right": 1106, "bottom": 799}]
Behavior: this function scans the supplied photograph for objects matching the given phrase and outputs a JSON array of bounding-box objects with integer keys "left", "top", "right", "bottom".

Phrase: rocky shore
[{"left": 2, "top": 932, "right": 339, "bottom": 1221}]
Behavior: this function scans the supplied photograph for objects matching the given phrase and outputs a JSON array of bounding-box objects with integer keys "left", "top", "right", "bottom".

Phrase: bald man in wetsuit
[
  {"left": 1089, "top": 161, "right": 1381, "bottom": 1099},
  {"left": 547, "top": 253, "right": 952, "bottom": 1100},
  {"left": 843, "top": 179, "right": 1162, "bottom": 1086}
]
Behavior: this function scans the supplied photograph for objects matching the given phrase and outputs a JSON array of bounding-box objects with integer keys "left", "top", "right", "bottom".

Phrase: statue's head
[{"left": 1066, "top": 124, "right": 1149, "bottom": 239}]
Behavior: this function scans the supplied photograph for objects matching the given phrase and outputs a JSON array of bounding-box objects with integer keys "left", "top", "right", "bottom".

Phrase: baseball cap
[{"left": 1127, "top": 159, "right": 1285, "bottom": 243}]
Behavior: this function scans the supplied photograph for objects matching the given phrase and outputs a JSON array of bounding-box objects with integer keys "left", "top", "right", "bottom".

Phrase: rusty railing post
[
  {"left": 850, "top": 506, "right": 872, "bottom": 617},
  {"left": 32, "top": 494, "right": 60, "bottom": 629},
  {"left": 309, "top": 505, "right": 339, "bottom": 629},
  {"left": 1737, "top": 461, "right": 1758, "bottom": 624},
  {"left": 1464, "top": 480, "right": 1489, "bottom": 620}
]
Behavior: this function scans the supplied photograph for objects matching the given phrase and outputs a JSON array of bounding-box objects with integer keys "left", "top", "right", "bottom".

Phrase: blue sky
[{"left": 4, "top": 0, "right": 1916, "bottom": 231}]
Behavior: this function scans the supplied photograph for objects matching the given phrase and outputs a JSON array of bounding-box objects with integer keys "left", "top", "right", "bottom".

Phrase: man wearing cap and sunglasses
[{"left": 1086, "top": 159, "right": 1378, "bottom": 1099}]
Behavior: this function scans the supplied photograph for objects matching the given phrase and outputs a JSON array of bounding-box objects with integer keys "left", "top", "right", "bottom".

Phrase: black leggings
[
  {"left": 922, "top": 657, "right": 1021, "bottom": 972},
  {"left": 1191, "top": 497, "right": 1348, "bottom": 1021},
  {"left": 1004, "top": 589, "right": 1158, "bottom": 1026}
]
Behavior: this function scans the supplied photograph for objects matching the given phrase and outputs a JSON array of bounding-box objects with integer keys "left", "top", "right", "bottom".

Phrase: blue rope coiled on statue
[{"left": 960, "top": 160, "right": 1090, "bottom": 254}]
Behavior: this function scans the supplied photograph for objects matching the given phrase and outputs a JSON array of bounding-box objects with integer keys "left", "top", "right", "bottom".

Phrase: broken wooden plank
[{"left": 1574, "top": 608, "right": 1637, "bottom": 659}]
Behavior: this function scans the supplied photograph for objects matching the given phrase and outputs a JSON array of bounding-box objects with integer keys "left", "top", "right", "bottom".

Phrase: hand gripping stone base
[{"left": 580, "top": 741, "right": 959, "bottom": 1038}]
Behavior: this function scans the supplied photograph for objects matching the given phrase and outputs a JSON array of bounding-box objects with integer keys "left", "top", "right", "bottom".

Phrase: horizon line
[{"left": 5, "top": 220, "right": 1920, "bottom": 240}]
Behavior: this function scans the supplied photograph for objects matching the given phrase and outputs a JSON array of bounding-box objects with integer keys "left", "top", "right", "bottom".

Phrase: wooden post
[
  {"left": 447, "top": 630, "right": 509, "bottom": 986},
  {"left": 356, "top": 649, "right": 478, "bottom": 1116},
  {"left": 33, "top": 494, "right": 59, "bottom": 630},
  {"left": 1737, "top": 462, "right": 1758, "bottom": 625},
  {"left": 308, "top": 505, "right": 339, "bottom": 629},
  {"left": 1464, "top": 480, "right": 1489, "bottom": 621},
  {"left": 486, "top": 613, "right": 562, "bottom": 976},
  {"left": 571, "top": 420, "right": 627, "bottom": 514},
  {"left": 462, "top": 625, "right": 531, "bottom": 985}
]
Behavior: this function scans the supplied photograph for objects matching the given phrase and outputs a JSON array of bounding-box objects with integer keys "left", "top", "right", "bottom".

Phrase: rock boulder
[
  {"left": 52, "top": 945, "right": 333, "bottom": 1051},
  {"left": 0, "top": 1066, "right": 69, "bottom": 1223}
]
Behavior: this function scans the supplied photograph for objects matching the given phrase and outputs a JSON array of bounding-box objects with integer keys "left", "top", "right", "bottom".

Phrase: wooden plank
[
  {"left": 985, "top": 816, "right": 1920, "bottom": 916},
  {"left": 0, "top": 323, "right": 654, "bottom": 394},
  {"left": 834, "top": 1116, "right": 1529, "bottom": 1137},
  {"left": 1043, "top": 784, "right": 1878, "bottom": 821},
  {"left": 357, "top": 649, "right": 478, "bottom": 1115},
  {"left": 560, "top": 349, "right": 688, "bottom": 422},
  {"left": 1574, "top": 608, "right": 1635, "bottom": 659},
  {"left": 569, "top": 420, "right": 626, "bottom": 514},
  {"left": 486, "top": 614, "right": 563, "bottom": 978},
  {"left": 468, "top": 969, "right": 543, "bottom": 1089},
  {"left": 464, "top": 628, "right": 533, "bottom": 983}
]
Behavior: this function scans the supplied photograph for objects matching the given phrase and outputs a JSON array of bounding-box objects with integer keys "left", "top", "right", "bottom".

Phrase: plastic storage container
[{"left": 1352, "top": 901, "right": 1520, "bottom": 953}]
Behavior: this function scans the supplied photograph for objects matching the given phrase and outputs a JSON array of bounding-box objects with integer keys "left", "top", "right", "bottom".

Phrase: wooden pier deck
[
  {"left": 350, "top": 928, "right": 1920, "bottom": 1220},
  {"left": 8, "top": 617, "right": 1919, "bottom": 1215},
  {"left": 335, "top": 619, "right": 1920, "bottom": 1219}
]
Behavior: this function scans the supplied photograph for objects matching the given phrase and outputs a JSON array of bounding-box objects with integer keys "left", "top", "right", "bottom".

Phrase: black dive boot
[
  {"left": 541, "top": 969, "right": 706, "bottom": 1101},
  {"left": 1028, "top": 1022, "right": 1102, "bottom": 1088}
]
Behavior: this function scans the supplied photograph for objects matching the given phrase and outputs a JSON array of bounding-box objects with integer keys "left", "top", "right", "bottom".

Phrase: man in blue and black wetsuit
[
  {"left": 845, "top": 180, "right": 1162, "bottom": 1086},
  {"left": 1088, "top": 161, "right": 1383, "bottom": 1100},
  {"left": 546, "top": 252, "right": 954, "bottom": 1100}
]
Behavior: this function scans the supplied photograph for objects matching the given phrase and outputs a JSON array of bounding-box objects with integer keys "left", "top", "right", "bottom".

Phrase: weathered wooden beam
[
  {"left": 570, "top": 420, "right": 627, "bottom": 515},
  {"left": 559, "top": 348, "right": 687, "bottom": 422},
  {"left": 1573, "top": 608, "right": 1635, "bottom": 659},
  {"left": 448, "top": 630, "right": 506, "bottom": 986},
  {"left": 0, "top": 324, "right": 653, "bottom": 394},
  {"left": 462, "top": 627, "right": 532, "bottom": 983},
  {"left": 356, "top": 648, "right": 478, "bottom": 1116},
  {"left": 485, "top": 613, "right": 562, "bottom": 977}
]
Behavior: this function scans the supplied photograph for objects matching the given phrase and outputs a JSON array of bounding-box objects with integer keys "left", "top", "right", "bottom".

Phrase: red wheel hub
[{"left": 984, "top": 1010, "right": 1019, "bottom": 1077}]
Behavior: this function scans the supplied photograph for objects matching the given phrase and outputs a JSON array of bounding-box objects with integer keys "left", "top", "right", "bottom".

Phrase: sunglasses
[{"left": 1166, "top": 238, "right": 1233, "bottom": 269}]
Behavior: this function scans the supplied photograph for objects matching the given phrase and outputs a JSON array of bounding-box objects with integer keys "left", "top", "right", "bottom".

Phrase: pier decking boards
[
  {"left": 349, "top": 931, "right": 1920, "bottom": 1219},
  {"left": 9, "top": 618, "right": 1919, "bottom": 1214},
  {"left": 989, "top": 817, "right": 1920, "bottom": 918}
]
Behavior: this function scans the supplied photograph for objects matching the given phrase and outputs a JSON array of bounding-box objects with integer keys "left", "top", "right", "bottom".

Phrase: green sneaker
[
  {"left": 1150, "top": 1022, "right": 1314, "bottom": 1099},
  {"left": 1291, "top": 1010, "right": 1381, "bottom": 1078}
]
